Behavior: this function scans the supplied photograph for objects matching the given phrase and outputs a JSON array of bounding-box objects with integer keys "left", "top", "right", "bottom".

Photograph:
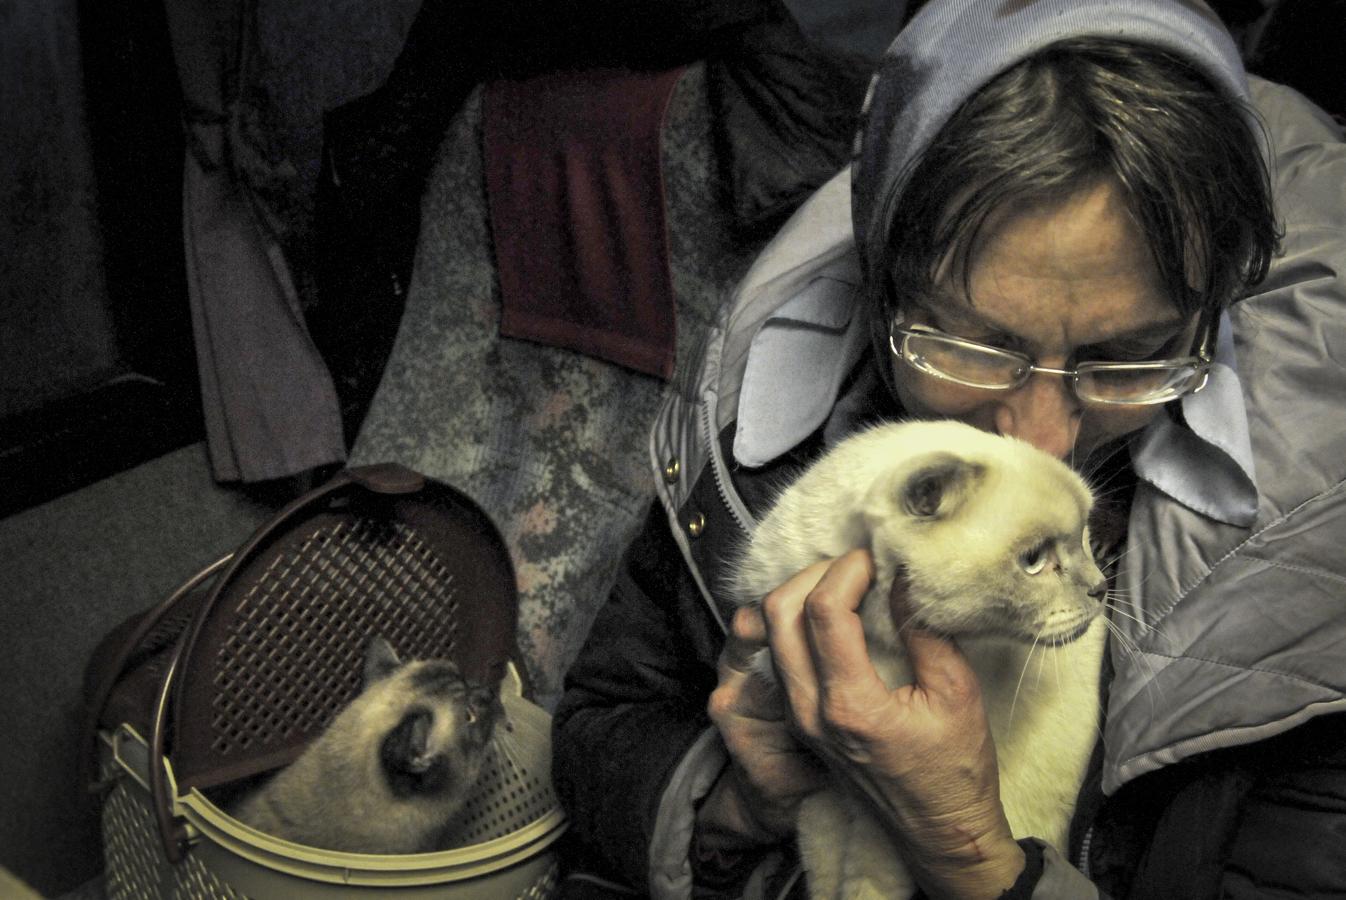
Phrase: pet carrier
[{"left": 84, "top": 463, "right": 567, "bottom": 899}]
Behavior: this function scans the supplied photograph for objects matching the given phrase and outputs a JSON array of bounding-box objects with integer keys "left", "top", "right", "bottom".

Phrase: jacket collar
[{"left": 1130, "top": 315, "right": 1258, "bottom": 526}]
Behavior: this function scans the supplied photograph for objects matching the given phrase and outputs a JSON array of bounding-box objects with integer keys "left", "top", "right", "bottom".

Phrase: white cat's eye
[{"left": 1019, "top": 543, "right": 1049, "bottom": 576}]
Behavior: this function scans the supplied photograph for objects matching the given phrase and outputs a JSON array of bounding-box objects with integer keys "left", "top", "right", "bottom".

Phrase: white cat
[
  {"left": 229, "top": 637, "right": 502, "bottom": 854},
  {"left": 730, "top": 420, "right": 1107, "bottom": 899}
]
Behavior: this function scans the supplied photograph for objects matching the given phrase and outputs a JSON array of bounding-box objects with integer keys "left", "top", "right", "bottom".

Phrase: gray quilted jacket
[{"left": 554, "top": 76, "right": 1346, "bottom": 898}]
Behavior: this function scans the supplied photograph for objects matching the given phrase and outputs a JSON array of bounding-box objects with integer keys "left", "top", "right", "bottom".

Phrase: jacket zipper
[{"left": 701, "top": 395, "right": 754, "bottom": 535}]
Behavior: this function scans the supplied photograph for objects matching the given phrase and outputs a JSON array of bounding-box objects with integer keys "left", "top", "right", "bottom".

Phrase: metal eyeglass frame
[{"left": 887, "top": 305, "right": 1217, "bottom": 406}]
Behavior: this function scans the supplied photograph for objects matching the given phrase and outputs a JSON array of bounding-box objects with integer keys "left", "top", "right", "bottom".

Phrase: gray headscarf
[{"left": 851, "top": 0, "right": 1252, "bottom": 269}]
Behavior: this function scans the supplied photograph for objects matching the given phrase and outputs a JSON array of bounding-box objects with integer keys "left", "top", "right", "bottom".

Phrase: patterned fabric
[{"left": 351, "top": 67, "right": 759, "bottom": 707}]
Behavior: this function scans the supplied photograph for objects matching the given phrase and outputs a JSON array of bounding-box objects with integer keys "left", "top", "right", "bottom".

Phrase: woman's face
[{"left": 890, "top": 177, "right": 1201, "bottom": 465}]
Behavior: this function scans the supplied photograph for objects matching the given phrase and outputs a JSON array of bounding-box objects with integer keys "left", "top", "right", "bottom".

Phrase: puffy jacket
[{"left": 553, "top": 73, "right": 1346, "bottom": 898}]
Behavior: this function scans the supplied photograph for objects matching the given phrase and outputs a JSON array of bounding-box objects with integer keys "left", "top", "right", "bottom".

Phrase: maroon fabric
[{"left": 483, "top": 67, "right": 686, "bottom": 380}]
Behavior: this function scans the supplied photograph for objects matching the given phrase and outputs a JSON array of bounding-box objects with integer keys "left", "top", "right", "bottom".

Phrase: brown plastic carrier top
[{"left": 84, "top": 463, "right": 522, "bottom": 860}]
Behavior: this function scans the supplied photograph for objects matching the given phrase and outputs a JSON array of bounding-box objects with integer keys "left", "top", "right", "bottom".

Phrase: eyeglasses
[{"left": 888, "top": 308, "right": 1215, "bottom": 406}]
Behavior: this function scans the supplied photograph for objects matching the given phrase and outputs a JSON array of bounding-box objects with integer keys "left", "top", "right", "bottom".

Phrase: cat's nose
[{"left": 1087, "top": 577, "right": 1108, "bottom": 600}]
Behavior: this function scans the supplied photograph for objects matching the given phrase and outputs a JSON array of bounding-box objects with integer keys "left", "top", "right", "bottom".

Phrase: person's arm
[
  {"left": 552, "top": 502, "right": 729, "bottom": 894},
  {"left": 1213, "top": 716, "right": 1346, "bottom": 894}
]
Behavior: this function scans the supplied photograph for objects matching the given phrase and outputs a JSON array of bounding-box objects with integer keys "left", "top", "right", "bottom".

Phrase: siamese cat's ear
[
  {"left": 902, "top": 453, "right": 984, "bottom": 519},
  {"left": 466, "top": 683, "right": 503, "bottom": 727},
  {"left": 363, "top": 636, "right": 403, "bottom": 688}
]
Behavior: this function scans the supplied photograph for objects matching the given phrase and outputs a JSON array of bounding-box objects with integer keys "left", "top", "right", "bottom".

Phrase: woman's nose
[{"left": 994, "top": 372, "right": 1081, "bottom": 460}]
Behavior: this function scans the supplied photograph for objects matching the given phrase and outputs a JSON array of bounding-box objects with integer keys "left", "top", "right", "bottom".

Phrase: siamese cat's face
[
  {"left": 227, "top": 638, "right": 502, "bottom": 854},
  {"left": 358, "top": 639, "right": 501, "bottom": 800},
  {"left": 863, "top": 438, "right": 1106, "bottom": 647}
]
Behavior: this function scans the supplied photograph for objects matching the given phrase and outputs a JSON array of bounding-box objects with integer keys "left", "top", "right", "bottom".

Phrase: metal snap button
[{"left": 686, "top": 511, "right": 706, "bottom": 538}]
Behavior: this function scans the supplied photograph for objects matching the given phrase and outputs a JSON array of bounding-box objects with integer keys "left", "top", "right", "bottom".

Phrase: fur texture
[
  {"left": 228, "top": 637, "right": 502, "bottom": 854},
  {"left": 730, "top": 420, "right": 1107, "bottom": 899}
]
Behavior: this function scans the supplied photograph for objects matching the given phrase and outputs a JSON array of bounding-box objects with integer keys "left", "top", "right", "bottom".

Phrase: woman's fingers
[
  {"left": 800, "top": 551, "right": 898, "bottom": 763},
  {"left": 762, "top": 550, "right": 891, "bottom": 742},
  {"left": 708, "top": 604, "right": 828, "bottom": 843},
  {"left": 888, "top": 573, "right": 981, "bottom": 707},
  {"left": 719, "top": 605, "right": 767, "bottom": 677},
  {"left": 759, "top": 558, "right": 833, "bottom": 734},
  {"left": 711, "top": 607, "right": 780, "bottom": 725},
  {"left": 804, "top": 550, "right": 887, "bottom": 690}
]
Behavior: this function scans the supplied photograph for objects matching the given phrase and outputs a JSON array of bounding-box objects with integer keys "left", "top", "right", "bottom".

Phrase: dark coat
[{"left": 554, "top": 422, "right": 1346, "bottom": 898}]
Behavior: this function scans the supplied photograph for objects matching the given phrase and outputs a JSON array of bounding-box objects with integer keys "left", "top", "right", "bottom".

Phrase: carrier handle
[
  {"left": 145, "top": 463, "right": 430, "bottom": 862},
  {"left": 83, "top": 553, "right": 232, "bottom": 799},
  {"left": 150, "top": 630, "right": 192, "bottom": 863}
]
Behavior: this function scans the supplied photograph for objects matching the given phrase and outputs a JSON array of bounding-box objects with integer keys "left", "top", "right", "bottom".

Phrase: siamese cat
[
  {"left": 229, "top": 637, "right": 502, "bottom": 854},
  {"left": 730, "top": 420, "right": 1108, "bottom": 900}
]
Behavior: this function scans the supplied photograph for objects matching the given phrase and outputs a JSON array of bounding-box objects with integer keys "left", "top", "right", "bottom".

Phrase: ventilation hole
[{"left": 205, "top": 518, "right": 465, "bottom": 758}]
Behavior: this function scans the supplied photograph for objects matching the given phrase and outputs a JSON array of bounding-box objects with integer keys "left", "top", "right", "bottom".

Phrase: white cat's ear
[
  {"left": 901, "top": 453, "right": 984, "bottom": 519},
  {"left": 363, "top": 636, "right": 403, "bottom": 687}
]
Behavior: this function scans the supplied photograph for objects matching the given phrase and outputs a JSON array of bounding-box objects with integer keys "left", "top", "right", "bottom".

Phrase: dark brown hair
[{"left": 866, "top": 37, "right": 1280, "bottom": 349}]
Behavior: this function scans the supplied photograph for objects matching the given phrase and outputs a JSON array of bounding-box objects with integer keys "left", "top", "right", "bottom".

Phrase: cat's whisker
[
  {"left": 894, "top": 615, "right": 921, "bottom": 641},
  {"left": 493, "top": 721, "right": 522, "bottom": 763},
  {"left": 1125, "top": 567, "right": 1159, "bottom": 590},
  {"left": 1103, "top": 598, "right": 1167, "bottom": 640},
  {"left": 1103, "top": 582, "right": 1150, "bottom": 603},
  {"left": 1107, "top": 570, "right": 1159, "bottom": 621},
  {"left": 1009, "top": 635, "right": 1042, "bottom": 728},
  {"left": 1113, "top": 574, "right": 1159, "bottom": 624},
  {"left": 1102, "top": 610, "right": 1154, "bottom": 655},
  {"left": 1087, "top": 482, "right": 1136, "bottom": 504},
  {"left": 1107, "top": 614, "right": 1167, "bottom": 648},
  {"left": 1102, "top": 618, "right": 1166, "bottom": 718},
  {"left": 1084, "top": 482, "right": 1130, "bottom": 507},
  {"left": 1052, "top": 637, "right": 1063, "bottom": 694},
  {"left": 1103, "top": 619, "right": 1141, "bottom": 657},
  {"left": 1077, "top": 437, "right": 1131, "bottom": 487},
  {"left": 1101, "top": 621, "right": 1139, "bottom": 679},
  {"left": 1087, "top": 466, "right": 1131, "bottom": 488},
  {"left": 1103, "top": 603, "right": 1150, "bottom": 631},
  {"left": 1099, "top": 545, "right": 1134, "bottom": 568},
  {"left": 1083, "top": 476, "right": 1120, "bottom": 505}
]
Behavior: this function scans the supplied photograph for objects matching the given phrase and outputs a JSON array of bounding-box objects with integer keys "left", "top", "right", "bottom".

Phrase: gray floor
[{"left": 0, "top": 443, "right": 277, "bottom": 897}]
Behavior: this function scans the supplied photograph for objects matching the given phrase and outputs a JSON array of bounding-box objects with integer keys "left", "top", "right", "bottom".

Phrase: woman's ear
[{"left": 901, "top": 453, "right": 984, "bottom": 519}]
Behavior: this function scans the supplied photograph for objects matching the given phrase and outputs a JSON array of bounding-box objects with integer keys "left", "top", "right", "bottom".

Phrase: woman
[{"left": 554, "top": 1, "right": 1346, "bottom": 896}]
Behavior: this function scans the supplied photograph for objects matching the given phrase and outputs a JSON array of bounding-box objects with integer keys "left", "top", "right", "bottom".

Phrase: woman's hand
[
  {"left": 698, "top": 573, "right": 831, "bottom": 851},
  {"left": 760, "top": 549, "right": 1025, "bottom": 900}
]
